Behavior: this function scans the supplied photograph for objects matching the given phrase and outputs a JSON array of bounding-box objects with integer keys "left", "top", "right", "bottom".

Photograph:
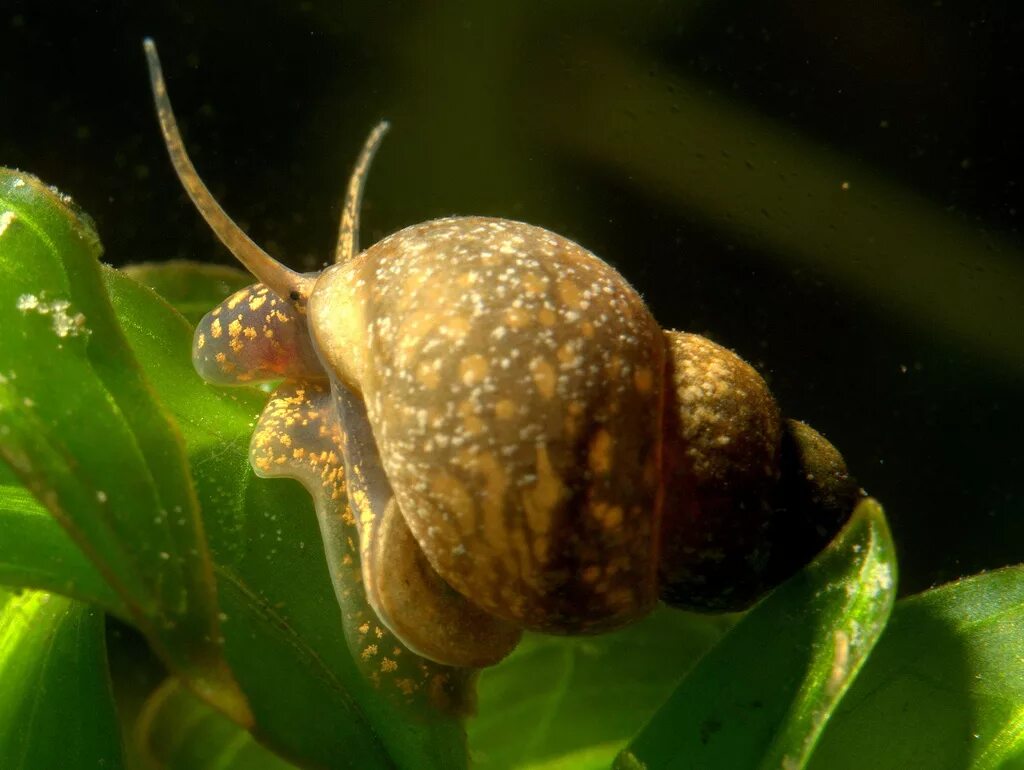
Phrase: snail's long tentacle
[
  {"left": 143, "top": 38, "right": 313, "bottom": 302},
  {"left": 335, "top": 121, "right": 390, "bottom": 264}
]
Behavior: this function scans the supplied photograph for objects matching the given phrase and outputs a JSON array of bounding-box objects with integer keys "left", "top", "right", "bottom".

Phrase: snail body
[{"left": 144, "top": 41, "right": 856, "bottom": 693}]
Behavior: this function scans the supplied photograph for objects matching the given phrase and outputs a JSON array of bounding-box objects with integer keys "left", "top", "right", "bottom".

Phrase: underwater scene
[{"left": 1, "top": 2, "right": 1022, "bottom": 769}]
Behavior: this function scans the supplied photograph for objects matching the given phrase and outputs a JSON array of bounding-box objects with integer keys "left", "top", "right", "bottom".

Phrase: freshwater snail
[{"left": 143, "top": 41, "right": 858, "bottom": 700}]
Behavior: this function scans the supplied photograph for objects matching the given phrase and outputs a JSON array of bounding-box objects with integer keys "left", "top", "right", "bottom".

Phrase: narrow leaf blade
[
  {"left": 0, "top": 588, "right": 125, "bottom": 769},
  {"left": 0, "top": 484, "right": 122, "bottom": 612},
  {"left": 0, "top": 169, "right": 249, "bottom": 725},
  {"left": 617, "top": 498, "right": 896, "bottom": 770},
  {"left": 809, "top": 566, "right": 1024, "bottom": 770},
  {"left": 122, "top": 260, "right": 251, "bottom": 324},
  {"left": 137, "top": 679, "right": 298, "bottom": 770}
]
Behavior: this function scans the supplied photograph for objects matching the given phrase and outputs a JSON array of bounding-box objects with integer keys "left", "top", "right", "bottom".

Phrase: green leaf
[
  {"left": 102, "top": 265, "right": 466, "bottom": 767},
  {"left": 809, "top": 566, "right": 1024, "bottom": 770},
  {"left": 0, "top": 254, "right": 463, "bottom": 767},
  {"left": 617, "top": 498, "right": 896, "bottom": 770},
  {"left": 0, "top": 588, "right": 125, "bottom": 769},
  {"left": 0, "top": 169, "right": 250, "bottom": 724},
  {"left": 0, "top": 460, "right": 18, "bottom": 485},
  {"left": 0, "top": 473, "right": 380, "bottom": 770},
  {"left": 470, "top": 608, "right": 735, "bottom": 770},
  {"left": 0, "top": 484, "right": 122, "bottom": 611},
  {"left": 136, "top": 679, "right": 298, "bottom": 770},
  {"left": 122, "top": 261, "right": 251, "bottom": 324}
]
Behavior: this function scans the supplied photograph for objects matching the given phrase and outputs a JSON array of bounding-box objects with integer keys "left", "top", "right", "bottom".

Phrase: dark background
[{"left": 2, "top": 1, "right": 1022, "bottom": 595}]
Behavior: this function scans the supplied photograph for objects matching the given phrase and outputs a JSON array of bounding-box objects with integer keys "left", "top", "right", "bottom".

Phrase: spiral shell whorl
[{"left": 658, "top": 331, "right": 783, "bottom": 611}]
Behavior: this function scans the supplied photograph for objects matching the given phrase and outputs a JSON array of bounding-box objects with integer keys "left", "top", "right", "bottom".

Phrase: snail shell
[
  {"left": 657, "top": 331, "right": 783, "bottom": 611},
  {"left": 310, "top": 217, "right": 666, "bottom": 635},
  {"left": 145, "top": 40, "right": 856, "bottom": 686}
]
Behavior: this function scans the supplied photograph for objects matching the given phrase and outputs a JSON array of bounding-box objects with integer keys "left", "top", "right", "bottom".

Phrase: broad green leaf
[
  {"left": 0, "top": 588, "right": 125, "bottom": 769},
  {"left": 0, "top": 170, "right": 249, "bottom": 724},
  {"left": 809, "top": 566, "right": 1024, "bottom": 770},
  {"left": 617, "top": 498, "right": 896, "bottom": 770},
  {"left": 470, "top": 608, "right": 735, "bottom": 770},
  {"left": 0, "top": 259, "right": 463, "bottom": 767},
  {"left": 122, "top": 261, "right": 251, "bottom": 324},
  {"left": 0, "top": 470, "right": 397, "bottom": 768},
  {"left": 0, "top": 484, "right": 122, "bottom": 611},
  {"left": 136, "top": 679, "right": 298, "bottom": 769},
  {"left": 102, "top": 266, "right": 466, "bottom": 768}
]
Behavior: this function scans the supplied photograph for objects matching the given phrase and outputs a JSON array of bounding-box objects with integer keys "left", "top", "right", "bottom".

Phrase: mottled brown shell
[
  {"left": 658, "top": 331, "right": 783, "bottom": 611},
  {"left": 311, "top": 216, "right": 667, "bottom": 633}
]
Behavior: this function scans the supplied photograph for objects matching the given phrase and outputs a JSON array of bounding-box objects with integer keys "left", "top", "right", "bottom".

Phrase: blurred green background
[{"left": 2, "top": 1, "right": 1021, "bottom": 596}]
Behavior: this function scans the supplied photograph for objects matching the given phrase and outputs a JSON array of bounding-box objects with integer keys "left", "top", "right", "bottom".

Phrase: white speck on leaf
[
  {"left": 16, "top": 292, "right": 89, "bottom": 338},
  {"left": 826, "top": 629, "right": 851, "bottom": 696},
  {"left": 0, "top": 211, "right": 16, "bottom": 237},
  {"left": 16, "top": 293, "right": 38, "bottom": 311},
  {"left": 867, "top": 562, "right": 893, "bottom": 595}
]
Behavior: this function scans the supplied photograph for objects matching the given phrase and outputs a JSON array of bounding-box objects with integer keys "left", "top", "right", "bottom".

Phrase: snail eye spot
[{"left": 289, "top": 290, "right": 301, "bottom": 301}]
